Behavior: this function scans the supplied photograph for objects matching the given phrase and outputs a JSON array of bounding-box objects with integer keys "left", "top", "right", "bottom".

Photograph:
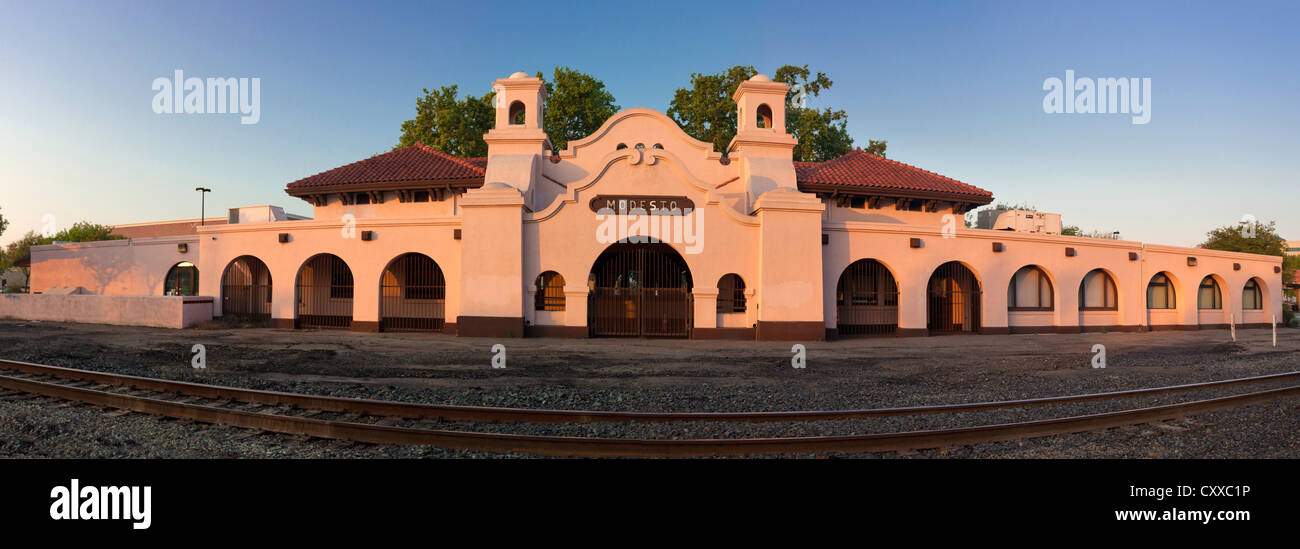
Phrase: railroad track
[{"left": 1, "top": 358, "right": 1297, "bottom": 457}]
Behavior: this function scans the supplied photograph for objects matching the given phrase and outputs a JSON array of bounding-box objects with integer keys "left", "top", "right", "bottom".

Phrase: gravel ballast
[{"left": 1, "top": 320, "right": 1296, "bottom": 458}]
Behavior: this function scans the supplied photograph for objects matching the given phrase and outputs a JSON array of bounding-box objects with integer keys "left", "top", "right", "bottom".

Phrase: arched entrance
[
  {"left": 220, "top": 256, "right": 271, "bottom": 323},
  {"left": 379, "top": 253, "right": 446, "bottom": 331},
  {"left": 587, "top": 241, "right": 693, "bottom": 337},
  {"left": 295, "top": 254, "right": 354, "bottom": 329},
  {"left": 835, "top": 259, "right": 899, "bottom": 336},
  {"left": 927, "top": 261, "right": 981, "bottom": 333}
]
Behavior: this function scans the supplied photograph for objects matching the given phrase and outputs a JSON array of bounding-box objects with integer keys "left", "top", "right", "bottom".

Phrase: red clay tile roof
[
  {"left": 796, "top": 149, "right": 993, "bottom": 202},
  {"left": 286, "top": 143, "right": 485, "bottom": 192}
]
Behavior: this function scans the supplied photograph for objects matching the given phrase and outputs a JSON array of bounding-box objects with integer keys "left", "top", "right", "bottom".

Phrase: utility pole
[{"left": 195, "top": 187, "right": 211, "bottom": 226}]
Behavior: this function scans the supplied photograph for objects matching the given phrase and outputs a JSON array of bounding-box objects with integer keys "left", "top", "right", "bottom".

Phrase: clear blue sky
[{"left": 2, "top": 0, "right": 1297, "bottom": 247}]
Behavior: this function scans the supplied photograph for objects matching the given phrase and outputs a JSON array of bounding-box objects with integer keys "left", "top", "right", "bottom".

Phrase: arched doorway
[
  {"left": 927, "top": 261, "right": 981, "bottom": 333},
  {"left": 295, "top": 254, "right": 354, "bottom": 329},
  {"left": 220, "top": 256, "right": 271, "bottom": 323},
  {"left": 835, "top": 259, "right": 899, "bottom": 336},
  {"left": 587, "top": 241, "right": 693, "bottom": 337},
  {"left": 379, "top": 253, "right": 445, "bottom": 331},
  {"left": 163, "top": 262, "right": 199, "bottom": 296}
]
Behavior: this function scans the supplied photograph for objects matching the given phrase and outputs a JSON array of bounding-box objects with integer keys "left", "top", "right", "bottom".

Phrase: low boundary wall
[{"left": 0, "top": 294, "right": 213, "bottom": 329}]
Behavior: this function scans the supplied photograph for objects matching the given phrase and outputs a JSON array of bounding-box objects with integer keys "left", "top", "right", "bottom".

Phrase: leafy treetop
[{"left": 667, "top": 64, "right": 881, "bottom": 162}]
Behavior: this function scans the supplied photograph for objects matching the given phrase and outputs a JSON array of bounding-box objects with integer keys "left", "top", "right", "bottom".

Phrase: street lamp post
[{"left": 195, "top": 187, "right": 211, "bottom": 226}]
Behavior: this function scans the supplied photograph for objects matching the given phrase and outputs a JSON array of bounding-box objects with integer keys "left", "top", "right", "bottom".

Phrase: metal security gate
[
  {"left": 836, "top": 259, "right": 899, "bottom": 336},
  {"left": 588, "top": 242, "right": 693, "bottom": 338},
  {"left": 928, "top": 261, "right": 981, "bottom": 333},
  {"left": 296, "top": 254, "right": 354, "bottom": 329},
  {"left": 380, "top": 253, "right": 445, "bottom": 331},
  {"left": 220, "top": 256, "right": 271, "bottom": 324}
]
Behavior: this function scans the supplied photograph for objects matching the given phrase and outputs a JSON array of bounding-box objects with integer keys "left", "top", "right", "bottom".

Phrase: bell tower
[
  {"left": 458, "top": 71, "right": 546, "bottom": 337},
  {"left": 728, "top": 74, "right": 798, "bottom": 162},
  {"left": 730, "top": 74, "right": 825, "bottom": 341},
  {"left": 484, "top": 71, "right": 548, "bottom": 155}
]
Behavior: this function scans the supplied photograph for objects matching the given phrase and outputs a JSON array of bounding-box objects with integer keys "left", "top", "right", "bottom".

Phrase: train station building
[{"left": 25, "top": 72, "right": 1284, "bottom": 339}]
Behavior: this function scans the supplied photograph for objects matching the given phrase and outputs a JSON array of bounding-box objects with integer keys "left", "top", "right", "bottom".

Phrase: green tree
[
  {"left": 668, "top": 64, "right": 878, "bottom": 162},
  {"left": 537, "top": 66, "right": 620, "bottom": 151},
  {"left": 1060, "top": 225, "right": 1081, "bottom": 236},
  {"left": 50, "top": 221, "right": 122, "bottom": 244},
  {"left": 0, "top": 206, "right": 8, "bottom": 238},
  {"left": 1200, "top": 220, "right": 1285, "bottom": 257},
  {"left": 0, "top": 231, "right": 45, "bottom": 282},
  {"left": 775, "top": 65, "right": 863, "bottom": 162},
  {"left": 395, "top": 85, "right": 495, "bottom": 157},
  {"left": 0, "top": 222, "right": 123, "bottom": 281},
  {"left": 396, "top": 68, "right": 619, "bottom": 156}
]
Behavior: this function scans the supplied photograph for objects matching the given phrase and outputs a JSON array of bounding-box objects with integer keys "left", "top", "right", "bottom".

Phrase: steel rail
[
  {"left": 0, "top": 359, "right": 1296, "bottom": 424},
  {"left": 0, "top": 370, "right": 1295, "bottom": 457}
]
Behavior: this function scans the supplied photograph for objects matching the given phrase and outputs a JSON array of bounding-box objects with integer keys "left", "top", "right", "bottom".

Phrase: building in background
[{"left": 1, "top": 267, "right": 27, "bottom": 293}]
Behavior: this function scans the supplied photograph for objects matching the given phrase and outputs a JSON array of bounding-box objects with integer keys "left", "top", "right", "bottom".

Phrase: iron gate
[
  {"left": 220, "top": 256, "right": 272, "bottom": 324},
  {"left": 588, "top": 242, "right": 693, "bottom": 338},
  {"left": 836, "top": 259, "right": 899, "bottom": 336},
  {"left": 296, "top": 254, "right": 354, "bottom": 329},
  {"left": 380, "top": 253, "right": 446, "bottom": 331},
  {"left": 927, "top": 261, "right": 981, "bottom": 333}
]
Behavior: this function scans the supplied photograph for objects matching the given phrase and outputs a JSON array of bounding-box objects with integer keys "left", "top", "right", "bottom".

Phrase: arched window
[
  {"left": 716, "top": 274, "right": 746, "bottom": 313},
  {"left": 1146, "top": 273, "right": 1176, "bottom": 309},
  {"left": 1242, "top": 279, "right": 1263, "bottom": 310},
  {"left": 1007, "top": 265, "right": 1053, "bottom": 310},
  {"left": 1079, "top": 269, "right": 1118, "bottom": 310},
  {"left": 535, "top": 271, "right": 565, "bottom": 311},
  {"left": 1198, "top": 276, "right": 1222, "bottom": 310},
  {"left": 509, "top": 100, "right": 526, "bottom": 125},
  {"left": 164, "top": 262, "right": 199, "bottom": 296},
  {"left": 756, "top": 104, "right": 773, "bottom": 129}
]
